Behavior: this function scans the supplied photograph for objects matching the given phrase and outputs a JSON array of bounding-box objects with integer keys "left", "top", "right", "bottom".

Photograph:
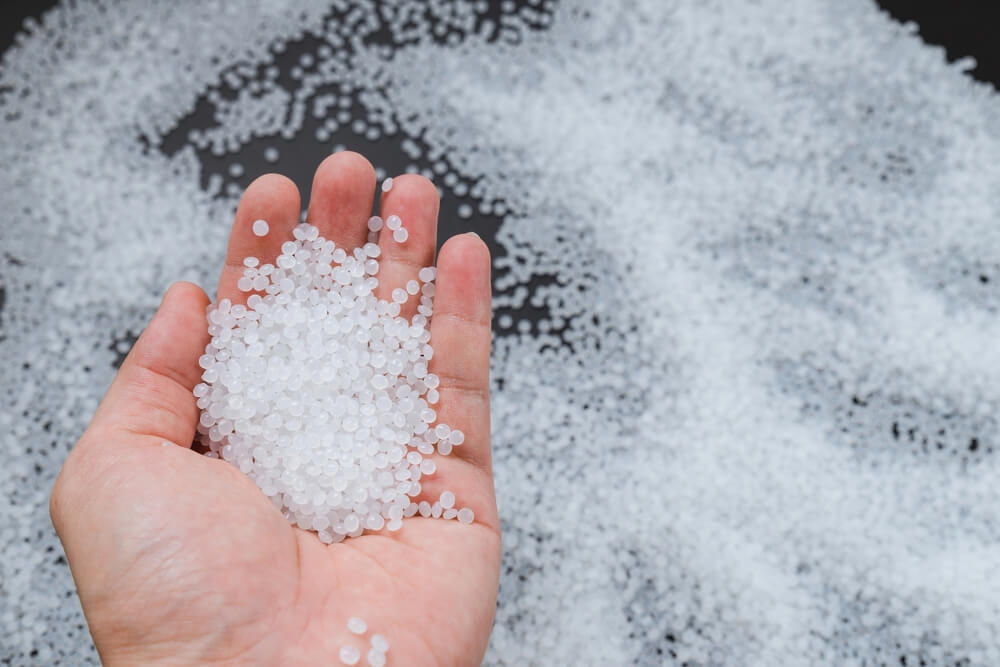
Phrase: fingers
[
  {"left": 217, "top": 174, "right": 301, "bottom": 304},
  {"left": 306, "top": 151, "right": 376, "bottom": 251},
  {"left": 375, "top": 175, "right": 440, "bottom": 319},
  {"left": 426, "top": 233, "right": 492, "bottom": 476},
  {"left": 88, "top": 282, "right": 211, "bottom": 448}
]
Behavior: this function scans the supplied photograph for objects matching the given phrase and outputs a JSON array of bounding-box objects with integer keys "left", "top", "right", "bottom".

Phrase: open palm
[{"left": 50, "top": 152, "right": 500, "bottom": 666}]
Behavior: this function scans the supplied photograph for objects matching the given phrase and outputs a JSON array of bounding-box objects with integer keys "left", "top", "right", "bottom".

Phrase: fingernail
[{"left": 466, "top": 231, "right": 481, "bottom": 240}]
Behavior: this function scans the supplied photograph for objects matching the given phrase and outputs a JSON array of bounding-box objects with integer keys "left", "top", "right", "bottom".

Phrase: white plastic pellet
[
  {"left": 339, "top": 646, "right": 361, "bottom": 665},
  {"left": 371, "top": 634, "right": 390, "bottom": 653},
  {"left": 347, "top": 616, "right": 367, "bottom": 635},
  {"left": 252, "top": 219, "right": 269, "bottom": 236}
]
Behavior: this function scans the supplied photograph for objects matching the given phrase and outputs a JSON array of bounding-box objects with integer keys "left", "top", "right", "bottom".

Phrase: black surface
[
  {"left": 3, "top": 1, "right": 998, "bottom": 86},
  {"left": 2, "top": 0, "right": 997, "bottom": 335},
  {"left": 1, "top": 0, "right": 997, "bottom": 225},
  {"left": 0, "top": 1, "right": 55, "bottom": 54},
  {"left": 876, "top": 0, "right": 1000, "bottom": 90}
]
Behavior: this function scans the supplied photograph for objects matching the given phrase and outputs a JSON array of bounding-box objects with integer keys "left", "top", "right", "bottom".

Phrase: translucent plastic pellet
[
  {"left": 252, "top": 219, "right": 269, "bottom": 236},
  {"left": 371, "top": 634, "right": 390, "bottom": 653},
  {"left": 339, "top": 646, "right": 360, "bottom": 665},
  {"left": 392, "top": 227, "right": 408, "bottom": 243},
  {"left": 367, "top": 648, "right": 386, "bottom": 667},
  {"left": 347, "top": 616, "right": 367, "bottom": 635}
]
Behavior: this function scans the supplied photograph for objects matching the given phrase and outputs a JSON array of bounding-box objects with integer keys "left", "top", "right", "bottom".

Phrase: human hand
[{"left": 49, "top": 152, "right": 500, "bottom": 666}]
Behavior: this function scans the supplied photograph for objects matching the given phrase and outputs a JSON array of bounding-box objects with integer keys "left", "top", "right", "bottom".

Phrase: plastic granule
[
  {"left": 366, "top": 647, "right": 386, "bottom": 667},
  {"left": 371, "top": 634, "right": 390, "bottom": 653},
  {"left": 347, "top": 616, "right": 367, "bottom": 635},
  {"left": 339, "top": 645, "right": 361, "bottom": 665}
]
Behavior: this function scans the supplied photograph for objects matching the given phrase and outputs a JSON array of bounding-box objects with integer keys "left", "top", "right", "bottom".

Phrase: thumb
[{"left": 87, "top": 281, "right": 211, "bottom": 449}]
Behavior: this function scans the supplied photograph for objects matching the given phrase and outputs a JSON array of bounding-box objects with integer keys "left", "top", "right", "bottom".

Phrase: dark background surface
[
  {"left": 1, "top": 0, "right": 998, "bottom": 259},
  {"left": 0, "top": 0, "right": 998, "bottom": 340},
  {"left": 4, "top": 1, "right": 1000, "bottom": 87},
  {"left": 1, "top": 0, "right": 998, "bottom": 251}
]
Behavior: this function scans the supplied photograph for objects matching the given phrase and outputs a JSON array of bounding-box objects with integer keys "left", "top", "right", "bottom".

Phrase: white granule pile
[{"left": 195, "top": 222, "right": 470, "bottom": 541}]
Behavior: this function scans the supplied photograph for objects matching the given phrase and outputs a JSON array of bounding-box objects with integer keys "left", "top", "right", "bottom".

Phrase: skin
[{"left": 49, "top": 152, "right": 500, "bottom": 666}]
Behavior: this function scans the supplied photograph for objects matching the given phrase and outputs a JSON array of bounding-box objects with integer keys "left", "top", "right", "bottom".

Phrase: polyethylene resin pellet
[{"left": 194, "top": 222, "right": 472, "bottom": 542}]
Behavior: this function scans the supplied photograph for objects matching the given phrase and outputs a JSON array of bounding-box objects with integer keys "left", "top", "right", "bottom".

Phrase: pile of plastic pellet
[{"left": 194, "top": 221, "right": 473, "bottom": 542}]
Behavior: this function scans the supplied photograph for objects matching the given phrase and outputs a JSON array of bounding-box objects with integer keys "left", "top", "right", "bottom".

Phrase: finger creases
[
  {"left": 427, "top": 233, "right": 493, "bottom": 474},
  {"left": 90, "top": 281, "right": 211, "bottom": 447}
]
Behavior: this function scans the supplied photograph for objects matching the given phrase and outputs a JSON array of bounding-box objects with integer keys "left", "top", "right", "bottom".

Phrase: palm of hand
[{"left": 51, "top": 153, "right": 500, "bottom": 666}]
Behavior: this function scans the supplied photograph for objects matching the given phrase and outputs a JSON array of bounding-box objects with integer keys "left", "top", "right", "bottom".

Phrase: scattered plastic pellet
[{"left": 6, "top": 1, "right": 1000, "bottom": 664}]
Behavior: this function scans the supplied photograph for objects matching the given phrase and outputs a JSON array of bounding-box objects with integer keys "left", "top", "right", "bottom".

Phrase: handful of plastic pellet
[{"left": 194, "top": 219, "right": 473, "bottom": 543}]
